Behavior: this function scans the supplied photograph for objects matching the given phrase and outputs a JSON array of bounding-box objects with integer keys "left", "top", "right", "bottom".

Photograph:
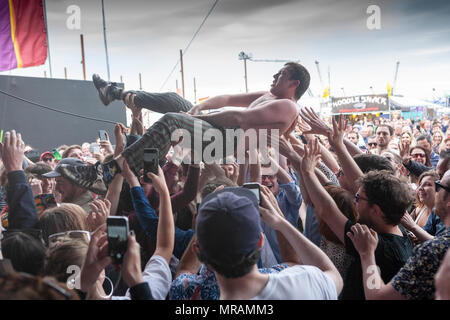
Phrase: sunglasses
[
  {"left": 355, "top": 192, "right": 370, "bottom": 203},
  {"left": 48, "top": 230, "right": 91, "bottom": 247},
  {"left": 368, "top": 143, "right": 377, "bottom": 147},
  {"left": 411, "top": 153, "right": 426, "bottom": 158},
  {"left": 42, "top": 158, "right": 54, "bottom": 162},
  {"left": 435, "top": 180, "right": 450, "bottom": 193}
]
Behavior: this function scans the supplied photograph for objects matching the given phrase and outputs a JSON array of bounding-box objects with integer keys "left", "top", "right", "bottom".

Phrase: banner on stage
[{"left": 331, "top": 94, "right": 389, "bottom": 114}]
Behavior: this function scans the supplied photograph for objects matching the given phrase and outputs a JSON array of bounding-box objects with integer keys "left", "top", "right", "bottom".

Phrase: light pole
[{"left": 238, "top": 51, "right": 251, "bottom": 93}]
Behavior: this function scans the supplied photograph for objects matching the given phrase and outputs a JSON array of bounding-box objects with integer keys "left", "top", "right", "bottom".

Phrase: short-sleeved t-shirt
[
  {"left": 340, "top": 220, "right": 414, "bottom": 300},
  {"left": 250, "top": 265, "right": 338, "bottom": 300},
  {"left": 170, "top": 264, "right": 289, "bottom": 300},
  {"left": 391, "top": 227, "right": 449, "bottom": 300}
]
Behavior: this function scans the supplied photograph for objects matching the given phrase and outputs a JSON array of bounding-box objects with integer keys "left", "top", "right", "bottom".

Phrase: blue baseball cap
[{"left": 196, "top": 187, "right": 262, "bottom": 266}]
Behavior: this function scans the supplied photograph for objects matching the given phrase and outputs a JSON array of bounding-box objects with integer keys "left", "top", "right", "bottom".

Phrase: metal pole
[
  {"left": 139, "top": 73, "right": 142, "bottom": 90},
  {"left": 244, "top": 58, "right": 248, "bottom": 93},
  {"left": 120, "top": 75, "right": 123, "bottom": 83},
  {"left": 101, "top": 0, "right": 111, "bottom": 81},
  {"left": 43, "top": 0, "right": 52, "bottom": 78},
  {"left": 44, "top": 71, "right": 47, "bottom": 78},
  {"left": 193, "top": 77, "right": 197, "bottom": 104},
  {"left": 80, "top": 34, "right": 86, "bottom": 80},
  {"left": 64, "top": 67, "right": 67, "bottom": 79},
  {"left": 180, "top": 49, "right": 185, "bottom": 98}
]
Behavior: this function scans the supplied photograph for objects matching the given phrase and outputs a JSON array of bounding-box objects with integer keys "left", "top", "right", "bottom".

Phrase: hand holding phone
[{"left": 107, "top": 216, "right": 129, "bottom": 265}]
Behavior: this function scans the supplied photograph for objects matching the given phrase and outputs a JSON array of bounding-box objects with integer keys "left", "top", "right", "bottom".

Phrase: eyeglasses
[
  {"left": 42, "top": 158, "right": 54, "bottom": 162},
  {"left": 411, "top": 153, "right": 426, "bottom": 158},
  {"left": 355, "top": 192, "right": 370, "bottom": 203},
  {"left": 435, "top": 180, "right": 450, "bottom": 193},
  {"left": 368, "top": 143, "right": 377, "bottom": 147},
  {"left": 262, "top": 175, "right": 275, "bottom": 180},
  {"left": 48, "top": 230, "right": 90, "bottom": 247}
]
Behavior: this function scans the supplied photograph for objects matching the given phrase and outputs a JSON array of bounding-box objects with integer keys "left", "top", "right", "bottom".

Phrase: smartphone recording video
[
  {"left": 143, "top": 148, "right": 159, "bottom": 183},
  {"left": 107, "top": 216, "right": 129, "bottom": 264},
  {"left": 98, "top": 130, "right": 108, "bottom": 141},
  {"left": 243, "top": 182, "right": 261, "bottom": 205}
]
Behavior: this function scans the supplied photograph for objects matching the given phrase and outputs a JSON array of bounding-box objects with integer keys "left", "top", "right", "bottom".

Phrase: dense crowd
[{"left": 0, "top": 66, "right": 449, "bottom": 300}]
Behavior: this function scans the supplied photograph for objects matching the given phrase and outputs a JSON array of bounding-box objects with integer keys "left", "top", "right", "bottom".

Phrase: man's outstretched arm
[
  {"left": 193, "top": 99, "right": 298, "bottom": 133},
  {"left": 188, "top": 91, "right": 267, "bottom": 114}
]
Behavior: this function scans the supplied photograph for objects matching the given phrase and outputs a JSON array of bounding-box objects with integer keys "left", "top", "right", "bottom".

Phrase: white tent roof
[{"left": 389, "top": 96, "right": 439, "bottom": 108}]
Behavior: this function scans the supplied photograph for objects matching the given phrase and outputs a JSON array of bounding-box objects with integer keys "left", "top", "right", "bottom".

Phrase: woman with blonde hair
[
  {"left": 432, "top": 130, "right": 445, "bottom": 154},
  {"left": 37, "top": 203, "right": 88, "bottom": 245}
]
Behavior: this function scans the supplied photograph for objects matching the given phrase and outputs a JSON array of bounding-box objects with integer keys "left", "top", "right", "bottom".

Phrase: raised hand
[
  {"left": 327, "top": 114, "right": 347, "bottom": 149},
  {"left": 398, "top": 140, "right": 410, "bottom": 161},
  {"left": 122, "top": 161, "right": 139, "bottom": 186},
  {"left": 87, "top": 199, "right": 111, "bottom": 232},
  {"left": 229, "top": 162, "right": 240, "bottom": 185},
  {"left": 278, "top": 135, "right": 295, "bottom": 159},
  {"left": 146, "top": 165, "right": 169, "bottom": 195},
  {"left": 301, "top": 138, "right": 322, "bottom": 173},
  {"left": 30, "top": 178, "right": 43, "bottom": 197},
  {"left": 80, "top": 224, "right": 111, "bottom": 293},
  {"left": 300, "top": 107, "right": 332, "bottom": 136},
  {"left": 297, "top": 119, "right": 314, "bottom": 140},
  {"left": 121, "top": 232, "right": 144, "bottom": 288},
  {"left": 130, "top": 114, "right": 144, "bottom": 136},
  {"left": 346, "top": 223, "right": 378, "bottom": 257},
  {"left": 113, "top": 123, "right": 128, "bottom": 156},
  {"left": 123, "top": 93, "right": 141, "bottom": 117},
  {"left": 259, "top": 185, "right": 285, "bottom": 230},
  {"left": 99, "top": 137, "right": 114, "bottom": 156},
  {"left": 0, "top": 130, "right": 25, "bottom": 173}
]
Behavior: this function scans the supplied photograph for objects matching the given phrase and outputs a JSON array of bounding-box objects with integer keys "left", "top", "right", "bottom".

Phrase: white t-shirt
[
  {"left": 113, "top": 255, "right": 172, "bottom": 300},
  {"left": 251, "top": 265, "right": 338, "bottom": 300}
]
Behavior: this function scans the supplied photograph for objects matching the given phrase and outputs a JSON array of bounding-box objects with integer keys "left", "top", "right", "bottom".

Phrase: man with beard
[
  {"left": 348, "top": 170, "right": 450, "bottom": 300},
  {"left": 374, "top": 124, "right": 394, "bottom": 155}
]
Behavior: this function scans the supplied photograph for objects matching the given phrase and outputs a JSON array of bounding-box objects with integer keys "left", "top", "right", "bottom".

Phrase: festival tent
[{"left": 389, "top": 95, "right": 444, "bottom": 119}]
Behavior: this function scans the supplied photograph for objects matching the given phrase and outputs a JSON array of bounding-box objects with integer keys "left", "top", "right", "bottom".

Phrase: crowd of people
[{"left": 0, "top": 64, "right": 449, "bottom": 300}]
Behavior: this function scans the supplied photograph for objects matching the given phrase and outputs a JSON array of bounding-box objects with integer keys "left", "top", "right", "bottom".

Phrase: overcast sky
[{"left": 2, "top": 0, "right": 450, "bottom": 104}]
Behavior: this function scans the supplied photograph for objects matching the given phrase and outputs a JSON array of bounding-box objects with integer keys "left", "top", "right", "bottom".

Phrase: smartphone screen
[
  {"left": 143, "top": 148, "right": 159, "bottom": 183},
  {"left": 107, "top": 216, "right": 129, "bottom": 264},
  {"left": 243, "top": 183, "right": 261, "bottom": 205},
  {"left": 98, "top": 130, "right": 108, "bottom": 141}
]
